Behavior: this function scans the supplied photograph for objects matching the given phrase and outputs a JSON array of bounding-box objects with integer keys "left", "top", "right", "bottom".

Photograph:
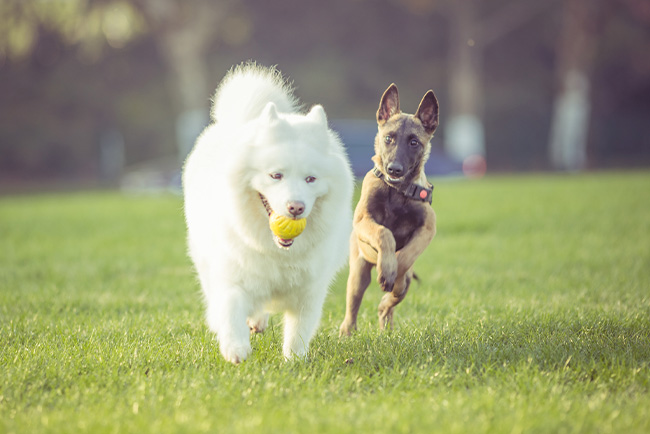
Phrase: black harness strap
[{"left": 372, "top": 166, "right": 434, "bottom": 205}]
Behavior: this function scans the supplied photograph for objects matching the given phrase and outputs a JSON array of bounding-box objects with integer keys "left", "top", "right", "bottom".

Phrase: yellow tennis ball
[{"left": 269, "top": 212, "right": 306, "bottom": 240}]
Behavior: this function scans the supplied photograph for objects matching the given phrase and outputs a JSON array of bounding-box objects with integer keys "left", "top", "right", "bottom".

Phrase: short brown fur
[{"left": 340, "top": 83, "right": 439, "bottom": 335}]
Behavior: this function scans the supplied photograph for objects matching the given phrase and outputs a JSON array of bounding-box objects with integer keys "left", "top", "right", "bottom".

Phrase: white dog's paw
[
  {"left": 247, "top": 313, "right": 269, "bottom": 334},
  {"left": 219, "top": 341, "right": 252, "bottom": 364},
  {"left": 283, "top": 343, "right": 308, "bottom": 361}
]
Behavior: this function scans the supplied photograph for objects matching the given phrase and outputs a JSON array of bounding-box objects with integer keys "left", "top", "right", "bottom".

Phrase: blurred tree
[
  {"left": 459, "top": 0, "right": 558, "bottom": 166},
  {"left": 1, "top": 0, "right": 649, "bottom": 183},
  {"left": 445, "top": 0, "right": 484, "bottom": 164},
  {"left": 0, "top": 0, "right": 144, "bottom": 61},
  {"left": 0, "top": 0, "right": 150, "bottom": 183},
  {"left": 130, "top": 0, "right": 237, "bottom": 163},
  {"left": 0, "top": 0, "right": 236, "bottom": 167},
  {"left": 549, "top": 0, "right": 650, "bottom": 171},
  {"left": 548, "top": 0, "right": 599, "bottom": 171},
  {"left": 397, "top": 0, "right": 555, "bottom": 166}
]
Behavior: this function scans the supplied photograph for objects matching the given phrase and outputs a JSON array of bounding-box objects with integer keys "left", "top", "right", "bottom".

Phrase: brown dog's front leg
[
  {"left": 395, "top": 209, "right": 436, "bottom": 276},
  {"left": 355, "top": 213, "right": 398, "bottom": 293},
  {"left": 377, "top": 209, "right": 435, "bottom": 330},
  {"left": 375, "top": 227, "right": 397, "bottom": 292}
]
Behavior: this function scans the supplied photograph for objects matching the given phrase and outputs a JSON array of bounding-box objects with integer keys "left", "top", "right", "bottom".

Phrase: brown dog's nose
[
  {"left": 287, "top": 201, "right": 305, "bottom": 217},
  {"left": 387, "top": 162, "right": 404, "bottom": 178}
]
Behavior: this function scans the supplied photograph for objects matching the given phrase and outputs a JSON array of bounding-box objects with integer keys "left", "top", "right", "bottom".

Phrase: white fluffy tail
[{"left": 211, "top": 62, "right": 300, "bottom": 124}]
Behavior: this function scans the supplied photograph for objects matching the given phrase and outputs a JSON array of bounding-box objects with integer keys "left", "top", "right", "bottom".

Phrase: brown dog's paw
[
  {"left": 377, "top": 254, "right": 397, "bottom": 292},
  {"left": 338, "top": 325, "right": 353, "bottom": 337},
  {"left": 379, "top": 274, "right": 395, "bottom": 292}
]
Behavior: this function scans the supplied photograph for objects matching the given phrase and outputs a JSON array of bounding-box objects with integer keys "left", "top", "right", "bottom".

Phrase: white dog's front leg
[
  {"left": 282, "top": 292, "right": 326, "bottom": 360},
  {"left": 206, "top": 288, "right": 253, "bottom": 364}
]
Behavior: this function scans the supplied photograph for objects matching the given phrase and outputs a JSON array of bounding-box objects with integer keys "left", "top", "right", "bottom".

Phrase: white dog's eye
[
  {"left": 305, "top": 176, "right": 317, "bottom": 184},
  {"left": 384, "top": 135, "right": 392, "bottom": 144},
  {"left": 269, "top": 173, "right": 283, "bottom": 180}
]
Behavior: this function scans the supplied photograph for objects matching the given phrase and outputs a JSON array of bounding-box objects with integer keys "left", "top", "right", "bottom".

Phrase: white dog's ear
[
  {"left": 306, "top": 105, "right": 327, "bottom": 126},
  {"left": 261, "top": 102, "right": 279, "bottom": 123}
]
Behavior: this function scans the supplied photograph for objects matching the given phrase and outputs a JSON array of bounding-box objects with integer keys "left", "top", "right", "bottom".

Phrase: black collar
[{"left": 372, "top": 166, "right": 433, "bottom": 204}]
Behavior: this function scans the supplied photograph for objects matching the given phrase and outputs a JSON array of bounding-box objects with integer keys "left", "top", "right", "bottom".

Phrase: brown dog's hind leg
[
  {"left": 339, "top": 237, "right": 374, "bottom": 336},
  {"left": 378, "top": 271, "right": 413, "bottom": 330}
]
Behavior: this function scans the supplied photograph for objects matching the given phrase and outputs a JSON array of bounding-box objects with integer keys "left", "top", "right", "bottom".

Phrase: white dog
[{"left": 183, "top": 63, "right": 353, "bottom": 363}]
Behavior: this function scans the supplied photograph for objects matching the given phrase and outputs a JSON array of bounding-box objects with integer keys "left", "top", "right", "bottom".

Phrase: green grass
[{"left": 1, "top": 171, "right": 649, "bottom": 433}]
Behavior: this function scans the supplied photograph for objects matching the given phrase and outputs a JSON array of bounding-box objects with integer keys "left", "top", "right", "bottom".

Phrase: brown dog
[{"left": 339, "top": 83, "right": 439, "bottom": 335}]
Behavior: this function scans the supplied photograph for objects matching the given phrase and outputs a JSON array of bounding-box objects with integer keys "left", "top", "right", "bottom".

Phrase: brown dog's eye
[
  {"left": 410, "top": 139, "right": 420, "bottom": 147},
  {"left": 270, "top": 173, "right": 283, "bottom": 180},
  {"left": 384, "top": 135, "right": 392, "bottom": 144}
]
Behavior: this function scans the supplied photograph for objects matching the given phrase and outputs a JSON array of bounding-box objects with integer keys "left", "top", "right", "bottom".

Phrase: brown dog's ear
[
  {"left": 415, "top": 90, "right": 439, "bottom": 134},
  {"left": 377, "top": 84, "right": 400, "bottom": 125}
]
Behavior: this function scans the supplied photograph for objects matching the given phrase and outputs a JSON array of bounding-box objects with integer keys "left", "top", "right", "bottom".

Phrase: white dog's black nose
[{"left": 287, "top": 201, "right": 305, "bottom": 217}]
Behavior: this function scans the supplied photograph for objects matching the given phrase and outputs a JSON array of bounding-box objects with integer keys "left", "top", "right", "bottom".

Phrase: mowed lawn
[{"left": 1, "top": 171, "right": 649, "bottom": 434}]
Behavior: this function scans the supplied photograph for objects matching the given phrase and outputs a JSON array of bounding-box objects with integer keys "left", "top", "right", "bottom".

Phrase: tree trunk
[
  {"left": 159, "top": 27, "right": 212, "bottom": 163},
  {"left": 548, "top": 0, "right": 598, "bottom": 171},
  {"left": 134, "top": 0, "right": 227, "bottom": 163},
  {"left": 445, "top": 0, "right": 486, "bottom": 164}
]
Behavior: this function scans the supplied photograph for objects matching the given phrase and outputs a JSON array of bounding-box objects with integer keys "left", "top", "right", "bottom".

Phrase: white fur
[{"left": 183, "top": 63, "right": 354, "bottom": 363}]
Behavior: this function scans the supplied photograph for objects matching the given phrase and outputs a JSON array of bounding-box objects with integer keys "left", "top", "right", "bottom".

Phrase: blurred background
[{"left": 1, "top": 0, "right": 649, "bottom": 192}]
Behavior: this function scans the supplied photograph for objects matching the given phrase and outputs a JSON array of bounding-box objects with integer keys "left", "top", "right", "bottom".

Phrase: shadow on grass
[{"left": 304, "top": 310, "right": 650, "bottom": 390}]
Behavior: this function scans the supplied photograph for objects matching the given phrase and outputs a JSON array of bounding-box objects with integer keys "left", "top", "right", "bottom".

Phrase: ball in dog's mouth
[{"left": 259, "top": 194, "right": 306, "bottom": 249}]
